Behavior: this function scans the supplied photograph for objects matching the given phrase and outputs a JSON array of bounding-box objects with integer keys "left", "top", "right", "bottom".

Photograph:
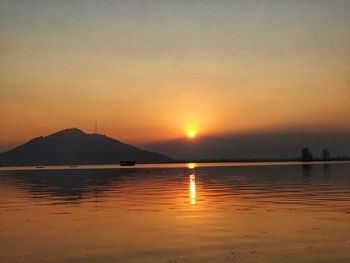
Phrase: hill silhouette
[{"left": 0, "top": 128, "right": 172, "bottom": 166}]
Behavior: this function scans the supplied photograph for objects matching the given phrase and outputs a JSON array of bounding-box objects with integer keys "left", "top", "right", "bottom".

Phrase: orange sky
[{"left": 0, "top": 1, "right": 349, "bottom": 151}]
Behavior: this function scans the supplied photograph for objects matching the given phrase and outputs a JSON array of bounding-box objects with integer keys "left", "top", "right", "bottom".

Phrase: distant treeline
[
  {"left": 172, "top": 148, "right": 350, "bottom": 163},
  {"left": 300, "top": 147, "right": 350, "bottom": 162}
]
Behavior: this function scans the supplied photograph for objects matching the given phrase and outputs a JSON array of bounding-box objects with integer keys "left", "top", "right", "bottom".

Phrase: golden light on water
[
  {"left": 189, "top": 174, "right": 196, "bottom": 205},
  {"left": 187, "top": 163, "right": 196, "bottom": 169}
]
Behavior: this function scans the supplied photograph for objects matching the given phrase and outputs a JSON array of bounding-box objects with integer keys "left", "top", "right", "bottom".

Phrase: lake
[{"left": 0, "top": 162, "right": 349, "bottom": 263}]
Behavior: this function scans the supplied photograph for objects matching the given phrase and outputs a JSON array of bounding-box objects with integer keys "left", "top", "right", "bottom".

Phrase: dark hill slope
[{"left": 0, "top": 128, "right": 172, "bottom": 166}]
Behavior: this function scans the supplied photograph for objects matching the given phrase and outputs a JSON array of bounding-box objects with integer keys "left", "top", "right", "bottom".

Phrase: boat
[
  {"left": 120, "top": 160, "right": 136, "bottom": 166},
  {"left": 36, "top": 166, "right": 44, "bottom": 169}
]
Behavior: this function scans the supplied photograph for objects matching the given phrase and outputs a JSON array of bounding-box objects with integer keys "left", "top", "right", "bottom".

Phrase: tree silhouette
[
  {"left": 301, "top": 147, "right": 313, "bottom": 161},
  {"left": 322, "top": 148, "right": 330, "bottom": 161}
]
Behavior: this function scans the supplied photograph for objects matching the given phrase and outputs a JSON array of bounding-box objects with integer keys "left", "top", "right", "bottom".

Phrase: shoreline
[{"left": 1, "top": 160, "right": 350, "bottom": 172}]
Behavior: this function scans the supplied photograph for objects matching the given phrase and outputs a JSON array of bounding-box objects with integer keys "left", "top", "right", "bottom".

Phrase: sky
[{"left": 0, "top": 0, "right": 350, "bottom": 153}]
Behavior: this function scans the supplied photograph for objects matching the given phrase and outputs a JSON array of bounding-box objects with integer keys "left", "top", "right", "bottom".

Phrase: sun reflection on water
[
  {"left": 189, "top": 173, "right": 196, "bottom": 205},
  {"left": 187, "top": 163, "right": 196, "bottom": 169}
]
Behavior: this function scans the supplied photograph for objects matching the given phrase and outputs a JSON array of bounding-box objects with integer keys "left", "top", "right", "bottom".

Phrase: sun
[{"left": 187, "top": 131, "right": 196, "bottom": 138}]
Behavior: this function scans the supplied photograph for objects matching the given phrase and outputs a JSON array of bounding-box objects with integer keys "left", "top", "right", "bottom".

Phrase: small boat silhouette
[
  {"left": 120, "top": 160, "right": 136, "bottom": 166},
  {"left": 36, "top": 166, "right": 44, "bottom": 169}
]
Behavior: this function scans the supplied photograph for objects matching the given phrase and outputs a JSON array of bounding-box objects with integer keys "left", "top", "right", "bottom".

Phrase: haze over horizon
[
  {"left": 1, "top": 1, "right": 350, "bottom": 154},
  {"left": 1, "top": 127, "right": 349, "bottom": 161}
]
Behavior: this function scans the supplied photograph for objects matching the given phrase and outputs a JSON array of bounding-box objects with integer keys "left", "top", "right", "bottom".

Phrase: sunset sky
[{"left": 1, "top": 0, "right": 349, "bottom": 152}]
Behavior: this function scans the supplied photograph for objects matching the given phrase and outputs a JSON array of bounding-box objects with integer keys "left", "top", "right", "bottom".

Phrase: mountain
[{"left": 0, "top": 128, "right": 172, "bottom": 166}]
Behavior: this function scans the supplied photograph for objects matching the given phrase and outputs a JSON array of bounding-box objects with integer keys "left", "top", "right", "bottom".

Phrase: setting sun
[{"left": 187, "top": 131, "right": 196, "bottom": 138}]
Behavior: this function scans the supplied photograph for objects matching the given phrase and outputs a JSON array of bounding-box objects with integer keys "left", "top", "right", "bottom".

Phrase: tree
[
  {"left": 301, "top": 147, "right": 313, "bottom": 161},
  {"left": 322, "top": 148, "right": 330, "bottom": 161}
]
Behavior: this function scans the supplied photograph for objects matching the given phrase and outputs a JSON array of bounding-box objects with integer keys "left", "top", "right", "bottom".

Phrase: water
[{"left": 0, "top": 162, "right": 349, "bottom": 263}]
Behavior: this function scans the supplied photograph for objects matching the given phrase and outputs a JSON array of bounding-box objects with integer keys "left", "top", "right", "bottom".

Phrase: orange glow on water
[
  {"left": 187, "top": 163, "right": 196, "bottom": 169},
  {"left": 189, "top": 174, "right": 196, "bottom": 205}
]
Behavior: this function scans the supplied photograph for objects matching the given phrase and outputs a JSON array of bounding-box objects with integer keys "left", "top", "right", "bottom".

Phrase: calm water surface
[{"left": 0, "top": 162, "right": 349, "bottom": 263}]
